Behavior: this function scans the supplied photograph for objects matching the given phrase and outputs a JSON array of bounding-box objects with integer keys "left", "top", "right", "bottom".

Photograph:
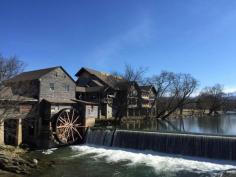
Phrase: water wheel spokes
[{"left": 55, "top": 109, "right": 85, "bottom": 144}]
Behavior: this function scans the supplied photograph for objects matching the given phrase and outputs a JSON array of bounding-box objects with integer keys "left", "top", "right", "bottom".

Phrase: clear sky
[{"left": 1, "top": 0, "right": 236, "bottom": 92}]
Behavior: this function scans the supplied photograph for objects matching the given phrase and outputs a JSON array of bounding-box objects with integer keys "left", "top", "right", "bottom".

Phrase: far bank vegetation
[{"left": 115, "top": 65, "right": 236, "bottom": 121}]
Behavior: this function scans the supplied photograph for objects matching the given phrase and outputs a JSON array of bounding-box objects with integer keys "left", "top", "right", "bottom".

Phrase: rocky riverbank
[{"left": 0, "top": 145, "right": 37, "bottom": 176}]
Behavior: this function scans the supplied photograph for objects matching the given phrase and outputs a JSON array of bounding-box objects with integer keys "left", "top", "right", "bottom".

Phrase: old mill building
[{"left": 0, "top": 66, "right": 156, "bottom": 148}]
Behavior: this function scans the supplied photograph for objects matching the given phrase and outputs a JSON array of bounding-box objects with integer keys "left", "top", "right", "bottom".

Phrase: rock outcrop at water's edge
[{"left": 0, "top": 145, "right": 37, "bottom": 175}]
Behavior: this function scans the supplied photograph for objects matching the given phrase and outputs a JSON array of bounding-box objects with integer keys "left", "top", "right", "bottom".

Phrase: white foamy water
[
  {"left": 42, "top": 148, "right": 58, "bottom": 155},
  {"left": 70, "top": 145, "right": 236, "bottom": 175}
]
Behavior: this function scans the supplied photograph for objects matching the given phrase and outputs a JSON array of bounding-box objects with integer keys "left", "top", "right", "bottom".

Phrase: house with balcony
[
  {"left": 126, "top": 81, "right": 141, "bottom": 117},
  {"left": 139, "top": 85, "right": 157, "bottom": 117},
  {"left": 75, "top": 67, "right": 156, "bottom": 119}
]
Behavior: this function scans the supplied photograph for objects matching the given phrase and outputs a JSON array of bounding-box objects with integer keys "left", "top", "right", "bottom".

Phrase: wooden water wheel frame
[{"left": 54, "top": 108, "right": 86, "bottom": 145}]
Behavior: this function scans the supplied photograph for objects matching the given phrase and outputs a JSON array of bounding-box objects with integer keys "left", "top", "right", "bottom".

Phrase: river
[
  {"left": 29, "top": 114, "right": 236, "bottom": 177},
  {"left": 120, "top": 114, "right": 236, "bottom": 135},
  {"left": 30, "top": 145, "right": 236, "bottom": 177}
]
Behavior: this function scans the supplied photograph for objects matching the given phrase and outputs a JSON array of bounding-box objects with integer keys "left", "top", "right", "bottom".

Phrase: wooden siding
[
  {"left": 19, "top": 105, "right": 32, "bottom": 114},
  {"left": 85, "top": 105, "right": 98, "bottom": 127},
  {"left": 40, "top": 68, "right": 75, "bottom": 101},
  {"left": 85, "top": 105, "right": 98, "bottom": 118}
]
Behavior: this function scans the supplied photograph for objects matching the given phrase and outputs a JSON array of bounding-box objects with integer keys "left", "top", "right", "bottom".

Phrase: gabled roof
[
  {"left": 5, "top": 66, "right": 75, "bottom": 83},
  {"left": 76, "top": 67, "right": 126, "bottom": 90},
  {"left": 6, "top": 66, "right": 59, "bottom": 82},
  {"left": 140, "top": 85, "right": 157, "bottom": 94}
]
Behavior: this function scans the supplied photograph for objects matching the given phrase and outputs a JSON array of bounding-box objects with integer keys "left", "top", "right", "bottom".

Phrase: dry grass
[{"left": 0, "top": 145, "right": 26, "bottom": 158}]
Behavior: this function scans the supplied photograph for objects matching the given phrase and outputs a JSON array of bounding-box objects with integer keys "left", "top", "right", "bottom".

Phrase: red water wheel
[{"left": 54, "top": 108, "right": 85, "bottom": 145}]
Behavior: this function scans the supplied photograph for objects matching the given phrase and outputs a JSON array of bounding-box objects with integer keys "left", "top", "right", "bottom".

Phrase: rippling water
[{"left": 30, "top": 145, "right": 236, "bottom": 177}]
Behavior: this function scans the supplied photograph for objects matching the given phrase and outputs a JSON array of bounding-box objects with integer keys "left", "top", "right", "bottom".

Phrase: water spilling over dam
[{"left": 85, "top": 128, "right": 236, "bottom": 160}]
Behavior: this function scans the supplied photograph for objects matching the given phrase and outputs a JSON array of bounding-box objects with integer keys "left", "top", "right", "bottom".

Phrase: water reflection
[{"left": 120, "top": 114, "right": 236, "bottom": 136}]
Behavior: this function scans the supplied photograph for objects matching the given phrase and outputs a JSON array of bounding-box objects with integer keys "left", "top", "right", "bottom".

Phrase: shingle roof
[
  {"left": 5, "top": 66, "right": 75, "bottom": 83},
  {"left": 5, "top": 66, "right": 60, "bottom": 83},
  {"left": 76, "top": 67, "right": 126, "bottom": 90}
]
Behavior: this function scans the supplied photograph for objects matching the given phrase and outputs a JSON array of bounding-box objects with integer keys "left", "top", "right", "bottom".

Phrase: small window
[
  {"left": 54, "top": 72, "right": 58, "bottom": 77},
  {"left": 50, "top": 83, "right": 54, "bottom": 91},
  {"left": 64, "top": 84, "right": 69, "bottom": 92}
]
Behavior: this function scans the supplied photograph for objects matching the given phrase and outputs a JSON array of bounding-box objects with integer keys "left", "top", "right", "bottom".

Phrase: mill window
[
  {"left": 50, "top": 83, "right": 54, "bottom": 91},
  {"left": 64, "top": 84, "right": 70, "bottom": 92}
]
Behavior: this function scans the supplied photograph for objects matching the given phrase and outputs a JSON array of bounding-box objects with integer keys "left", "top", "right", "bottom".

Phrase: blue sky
[{"left": 1, "top": 0, "right": 236, "bottom": 92}]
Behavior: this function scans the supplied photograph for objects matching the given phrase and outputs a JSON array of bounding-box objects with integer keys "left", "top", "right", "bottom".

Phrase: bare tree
[
  {"left": 197, "top": 84, "right": 226, "bottom": 115},
  {"left": 221, "top": 93, "right": 236, "bottom": 113},
  {"left": 0, "top": 54, "right": 25, "bottom": 144},
  {"left": 0, "top": 54, "right": 25, "bottom": 84},
  {"left": 123, "top": 64, "right": 146, "bottom": 84},
  {"left": 0, "top": 54, "right": 25, "bottom": 120},
  {"left": 110, "top": 64, "right": 147, "bottom": 124},
  {"left": 148, "top": 71, "right": 198, "bottom": 120}
]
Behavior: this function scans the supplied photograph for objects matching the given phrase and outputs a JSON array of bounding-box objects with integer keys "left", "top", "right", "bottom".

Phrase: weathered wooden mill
[{"left": 0, "top": 66, "right": 98, "bottom": 148}]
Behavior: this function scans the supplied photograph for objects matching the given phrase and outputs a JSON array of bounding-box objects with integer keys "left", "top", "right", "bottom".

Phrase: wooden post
[
  {"left": 138, "top": 120, "right": 141, "bottom": 129},
  {"left": 15, "top": 119, "right": 22, "bottom": 146},
  {"left": 105, "top": 104, "right": 108, "bottom": 119},
  {"left": 127, "top": 108, "right": 129, "bottom": 118},
  {"left": 0, "top": 120, "right": 4, "bottom": 145},
  {"left": 126, "top": 122, "right": 129, "bottom": 129}
]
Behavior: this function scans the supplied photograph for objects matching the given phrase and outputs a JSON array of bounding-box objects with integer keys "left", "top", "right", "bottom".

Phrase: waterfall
[
  {"left": 85, "top": 128, "right": 114, "bottom": 146},
  {"left": 84, "top": 128, "right": 236, "bottom": 160}
]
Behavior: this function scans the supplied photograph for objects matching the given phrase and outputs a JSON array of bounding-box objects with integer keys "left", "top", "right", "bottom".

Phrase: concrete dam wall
[{"left": 85, "top": 128, "right": 236, "bottom": 160}]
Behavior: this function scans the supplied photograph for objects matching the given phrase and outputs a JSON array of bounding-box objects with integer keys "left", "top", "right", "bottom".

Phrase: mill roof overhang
[
  {"left": 72, "top": 99, "right": 99, "bottom": 105},
  {"left": 75, "top": 67, "right": 127, "bottom": 90},
  {"left": 0, "top": 86, "right": 38, "bottom": 102},
  {"left": 4, "top": 66, "right": 75, "bottom": 84}
]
